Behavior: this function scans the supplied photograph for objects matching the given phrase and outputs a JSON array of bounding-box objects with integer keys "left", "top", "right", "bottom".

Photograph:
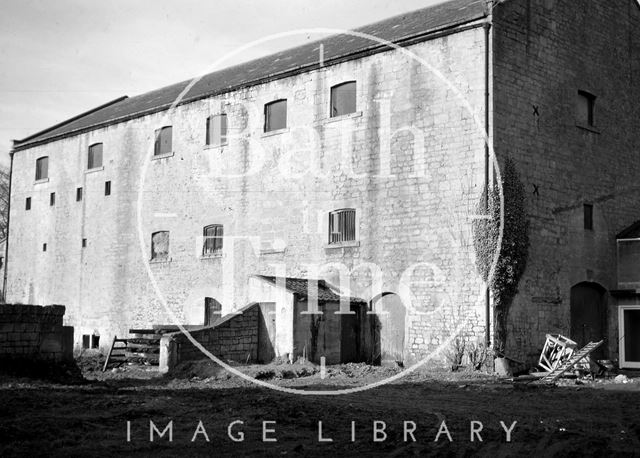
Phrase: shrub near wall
[{"left": 0, "top": 304, "right": 74, "bottom": 363}]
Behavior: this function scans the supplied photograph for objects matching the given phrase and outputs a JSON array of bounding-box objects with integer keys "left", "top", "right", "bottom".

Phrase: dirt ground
[{"left": 1, "top": 358, "right": 640, "bottom": 457}]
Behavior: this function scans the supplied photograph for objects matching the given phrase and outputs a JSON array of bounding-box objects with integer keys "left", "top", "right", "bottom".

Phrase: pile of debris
[{"left": 515, "top": 334, "right": 616, "bottom": 385}]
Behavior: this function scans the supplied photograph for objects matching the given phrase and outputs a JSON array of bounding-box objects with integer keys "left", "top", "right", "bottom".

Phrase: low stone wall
[
  {"left": 160, "top": 303, "right": 259, "bottom": 372},
  {"left": 0, "top": 304, "right": 74, "bottom": 363}
]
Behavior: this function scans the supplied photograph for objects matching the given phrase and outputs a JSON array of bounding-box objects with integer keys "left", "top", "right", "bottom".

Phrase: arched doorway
[
  {"left": 570, "top": 282, "right": 607, "bottom": 359},
  {"left": 370, "top": 293, "right": 406, "bottom": 366}
]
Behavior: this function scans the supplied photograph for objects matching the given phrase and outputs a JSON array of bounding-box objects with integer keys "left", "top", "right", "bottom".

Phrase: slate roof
[
  {"left": 254, "top": 275, "right": 367, "bottom": 304},
  {"left": 617, "top": 220, "right": 640, "bottom": 239},
  {"left": 13, "top": 0, "right": 487, "bottom": 151}
]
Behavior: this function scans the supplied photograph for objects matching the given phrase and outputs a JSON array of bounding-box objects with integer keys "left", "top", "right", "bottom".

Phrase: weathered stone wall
[
  {"left": 493, "top": 0, "right": 640, "bottom": 363},
  {"left": 7, "top": 24, "right": 488, "bottom": 365},
  {"left": 166, "top": 303, "right": 259, "bottom": 367},
  {"left": 0, "top": 304, "right": 73, "bottom": 362}
]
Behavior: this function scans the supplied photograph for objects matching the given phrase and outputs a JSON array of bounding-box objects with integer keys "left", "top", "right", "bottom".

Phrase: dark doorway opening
[
  {"left": 257, "top": 302, "right": 276, "bottom": 363},
  {"left": 570, "top": 282, "right": 607, "bottom": 359},
  {"left": 204, "top": 297, "right": 222, "bottom": 326}
]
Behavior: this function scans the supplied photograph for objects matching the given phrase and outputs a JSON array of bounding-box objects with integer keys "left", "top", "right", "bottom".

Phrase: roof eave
[{"left": 12, "top": 15, "right": 487, "bottom": 153}]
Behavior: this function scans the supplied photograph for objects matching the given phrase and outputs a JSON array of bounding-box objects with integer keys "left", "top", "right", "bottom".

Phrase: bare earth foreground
[{"left": 1, "top": 360, "right": 640, "bottom": 457}]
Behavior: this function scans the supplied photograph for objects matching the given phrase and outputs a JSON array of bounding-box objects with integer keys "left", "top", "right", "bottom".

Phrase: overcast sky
[{"left": 0, "top": 0, "right": 447, "bottom": 167}]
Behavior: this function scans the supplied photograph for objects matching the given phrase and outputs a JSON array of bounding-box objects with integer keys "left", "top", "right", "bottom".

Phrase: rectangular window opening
[
  {"left": 82, "top": 335, "right": 90, "bottom": 349},
  {"left": 88, "top": 143, "right": 103, "bottom": 169},
  {"left": 206, "top": 114, "right": 228, "bottom": 146},
  {"left": 330, "top": 81, "right": 357, "bottom": 117},
  {"left": 42, "top": 243, "right": 47, "bottom": 252},
  {"left": 25, "top": 197, "right": 31, "bottom": 211},
  {"left": 203, "top": 224, "right": 224, "bottom": 256},
  {"left": 105, "top": 181, "right": 111, "bottom": 196},
  {"left": 577, "top": 90, "right": 596, "bottom": 127},
  {"left": 154, "top": 126, "right": 173, "bottom": 156},
  {"left": 264, "top": 100, "right": 287, "bottom": 132},
  {"left": 35, "top": 156, "right": 49, "bottom": 180},
  {"left": 328, "top": 209, "right": 356, "bottom": 244},
  {"left": 91, "top": 335, "right": 100, "bottom": 349},
  {"left": 50, "top": 192, "right": 55, "bottom": 206},
  {"left": 151, "top": 230, "right": 170, "bottom": 261},
  {"left": 584, "top": 204, "right": 594, "bottom": 230},
  {"left": 76, "top": 187, "right": 83, "bottom": 202},
  {"left": 82, "top": 238, "right": 87, "bottom": 248}
]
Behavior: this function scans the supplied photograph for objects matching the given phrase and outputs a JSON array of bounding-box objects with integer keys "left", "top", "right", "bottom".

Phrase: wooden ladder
[
  {"left": 534, "top": 340, "right": 603, "bottom": 385},
  {"left": 102, "top": 336, "right": 129, "bottom": 372}
]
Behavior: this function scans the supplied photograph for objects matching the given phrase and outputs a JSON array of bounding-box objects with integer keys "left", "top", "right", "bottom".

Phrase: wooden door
[
  {"left": 570, "top": 283, "right": 606, "bottom": 359},
  {"left": 373, "top": 294, "right": 405, "bottom": 365}
]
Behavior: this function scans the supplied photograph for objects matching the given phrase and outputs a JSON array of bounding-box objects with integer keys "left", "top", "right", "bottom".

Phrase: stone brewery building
[{"left": 4, "top": 0, "right": 640, "bottom": 368}]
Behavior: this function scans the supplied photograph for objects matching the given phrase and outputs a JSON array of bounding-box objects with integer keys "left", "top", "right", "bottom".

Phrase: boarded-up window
[
  {"left": 88, "top": 143, "right": 103, "bottom": 169},
  {"left": 35, "top": 156, "right": 48, "bottom": 180},
  {"left": 577, "top": 90, "right": 596, "bottom": 126},
  {"left": 330, "top": 81, "right": 356, "bottom": 117},
  {"left": 618, "top": 240, "right": 640, "bottom": 288},
  {"left": 203, "top": 224, "right": 223, "bottom": 256},
  {"left": 329, "top": 208, "right": 356, "bottom": 244},
  {"left": 204, "top": 297, "right": 222, "bottom": 326},
  {"left": 206, "top": 114, "right": 228, "bottom": 146},
  {"left": 154, "top": 126, "right": 173, "bottom": 156},
  {"left": 264, "top": 99, "right": 287, "bottom": 132},
  {"left": 151, "top": 231, "right": 170, "bottom": 261}
]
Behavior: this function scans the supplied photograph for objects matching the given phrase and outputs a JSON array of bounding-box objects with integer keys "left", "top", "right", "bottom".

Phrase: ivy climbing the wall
[{"left": 473, "top": 156, "right": 530, "bottom": 355}]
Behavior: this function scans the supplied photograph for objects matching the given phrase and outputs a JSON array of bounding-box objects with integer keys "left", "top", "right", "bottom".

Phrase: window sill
[
  {"left": 262, "top": 127, "right": 289, "bottom": 138},
  {"left": 152, "top": 151, "right": 175, "bottom": 160},
  {"left": 260, "top": 248, "right": 286, "bottom": 255},
  {"left": 200, "top": 253, "right": 223, "bottom": 260},
  {"left": 575, "top": 123, "right": 600, "bottom": 134},
  {"left": 34, "top": 178, "right": 49, "bottom": 185},
  {"left": 149, "top": 257, "right": 172, "bottom": 264},
  {"left": 85, "top": 166, "right": 104, "bottom": 174},
  {"left": 325, "top": 241, "right": 360, "bottom": 250},
  {"left": 325, "top": 111, "right": 363, "bottom": 123},
  {"left": 203, "top": 143, "right": 228, "bottom": 150}
]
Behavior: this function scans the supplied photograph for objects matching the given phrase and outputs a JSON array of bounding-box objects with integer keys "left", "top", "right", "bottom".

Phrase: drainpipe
[
  {"left": 2, "top": 147, "right": 14, "bottom": 302},
  {"left": 483, "top": 18, "right": 492, "bottom": 349}
]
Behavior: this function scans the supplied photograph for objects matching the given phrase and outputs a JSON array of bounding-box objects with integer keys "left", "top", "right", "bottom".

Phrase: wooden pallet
[
  {"left": 102, "top": 330, "right": 162, "bottom": 371},
  {"left": 533, "top": 340, "right": 603, "bottom": 385}
]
